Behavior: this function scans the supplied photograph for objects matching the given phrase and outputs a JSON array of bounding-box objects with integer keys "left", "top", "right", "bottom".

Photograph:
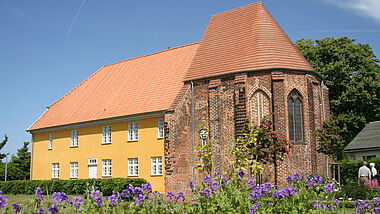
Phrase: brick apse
[{"left": 163, "top": 2, "right": 331, "bottom": 192}]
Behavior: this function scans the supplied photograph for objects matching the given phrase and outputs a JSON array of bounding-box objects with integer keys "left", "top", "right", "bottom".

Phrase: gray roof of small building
[{"left": 345, "top": 121, "right": 380, "bottom": 152}]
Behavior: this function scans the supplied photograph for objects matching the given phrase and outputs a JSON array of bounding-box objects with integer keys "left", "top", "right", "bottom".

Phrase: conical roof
[{"left": 184, "top": 2, "right": 313, "bottom": 81}]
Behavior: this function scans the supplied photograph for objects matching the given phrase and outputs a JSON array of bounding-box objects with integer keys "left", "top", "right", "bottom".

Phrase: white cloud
[{"left": 324, "top": 0, "right": 380, "bottom": 24}]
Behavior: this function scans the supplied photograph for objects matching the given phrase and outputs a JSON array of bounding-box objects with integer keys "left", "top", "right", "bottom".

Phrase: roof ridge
[
  {"left": 49, "top": 42, "right": 200, "bottom": 109},
  {"left": 211, "top": 1, "right": 261, "bottom": 17},
  {"left": 104, "top": 42, "right": 200, "bottom": 67}
]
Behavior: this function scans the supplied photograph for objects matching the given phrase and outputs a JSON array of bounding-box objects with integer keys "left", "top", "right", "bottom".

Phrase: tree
[
  {"left": 231, "top": 118, "right": 293, "bottom": 185},
  {"left": 0, "top": 135, "right": 8, "bottom": 160},
  {"left": 11, "top": 142, "right": 31, "bottom": 180},
  {"left": 296, "top": 37, "right": 380, "bottom": 144},
  {"left": 314, "top": 119, "right": 345, "bottom": 161}
]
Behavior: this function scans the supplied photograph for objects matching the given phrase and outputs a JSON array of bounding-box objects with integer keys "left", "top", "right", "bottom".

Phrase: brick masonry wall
[{"left": 164, "top": 70, "right": 330, "bottom": 192}]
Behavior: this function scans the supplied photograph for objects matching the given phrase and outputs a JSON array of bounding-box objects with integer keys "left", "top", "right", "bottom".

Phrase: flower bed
[{"left": 0, "top": 171, "right": 379, "bottom": 213}]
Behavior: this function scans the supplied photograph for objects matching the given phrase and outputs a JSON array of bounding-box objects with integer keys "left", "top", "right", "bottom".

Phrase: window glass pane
[
  {"left": 288, "top": 97, "right": 295, "bottom": 141},
  {"left": 295, "top": 98, "right": 303, "bottom": 142}
]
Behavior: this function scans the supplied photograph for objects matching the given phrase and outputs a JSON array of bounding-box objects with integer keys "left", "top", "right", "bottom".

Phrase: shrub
[
  {"left": 336, "top": 182, "right": 370, "bottom": 200},
  {"left": 0, "top": 178, "right": 146, "bottom": 195}
]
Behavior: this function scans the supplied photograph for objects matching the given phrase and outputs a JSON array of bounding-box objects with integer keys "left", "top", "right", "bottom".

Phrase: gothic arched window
[{"left": 288, "top": 91, "right": 303, "bottom": 143}]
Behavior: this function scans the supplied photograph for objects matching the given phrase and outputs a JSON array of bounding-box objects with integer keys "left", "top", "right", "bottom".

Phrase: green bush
[
  {"left": 339, "top": 157, "right": 380, "bottom": 184},
  {"left": 0, "top": 178, "right": 146, "bottom": 195},
  {"left": 336, "top": 182, "right": 370, "bottom": 200}
]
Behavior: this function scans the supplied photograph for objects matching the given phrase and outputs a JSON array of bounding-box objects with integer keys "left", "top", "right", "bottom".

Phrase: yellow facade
[{"left": 31, "top": 117, "right": 165, "bottom": 192}]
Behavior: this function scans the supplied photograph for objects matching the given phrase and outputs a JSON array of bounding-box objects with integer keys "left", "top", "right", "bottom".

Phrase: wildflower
[
  {"left": 324, "top": 183, "right": 334, "bottom": 194},
  {"left": 211, "top": 181, "right": 220, "bottom": 191},
  {"left": 204, "top": 175, "right": 212, "bottom": 185},
  {"left": 166, "top": 191, "right": 176, "bottom": 201},
  {"left": 35, "top": 187, "right": 44, "bottom": 202},
  {"left": 189, "top": 181, "right": 194, "bottom": 190},
  {"left": 374, "top": 198, "right": 380, "bottom": 207},
  {"left": 286, "top": 176, "right": 293, "bottom": 184},
  {"left": 222, "top": 176, "right": 228, "bottom": 185},
  {"left": 90, "top": 190, "right": 101, "bottom": 199},
  {"left": 134, "top": 187, "right": 143, "bottom": 196},
  {"left": 293, "top": 172, "right": 301, "bottom": 180},
  {"left": 335, "top": 199, "right": 339, "bottom": 206},
  {"left": 250, "top": 203, "right": 259, "bottom": 214},
  {"left": 374, "top": 207, "right": 380, "bottom": 214},
  {"left": 71, "top": 196, "right": 83, "bottom": 208},
  {"left": 48, "top": 204, "right": 58, "bottom": 214},
  {"left": 52, "top": 192, "right": 68, "bottom": 204},
  {"left": 108, "top": 194, "right": 118, "bottom": 206},
  {"left": 0, "top": 191, "right": 3, "bottom": 195},
  {"left": 142, "top": 183, "right": 153, "bottom": 194},
  {"left": 248, "top": 178, "right": 255, "bottom": 189},
  {"left": 237, "top": 169, "right": 245, "bottom": 178},
  {"left": 268, "top": 201, "right": 274, "bottom": 207},
  {"left": 12, "top": 204, "right": 21, "bottom": 214},
  {"left": 94, "top": 196, "right": 103, "bottom": 207},
  {"left": 0, "top": 195, "right": 8, "bottom": 208},
  {"left": 327, "top": 204, "right": 332, "bottom": 211},
  {"left": 203, "top": 188, "right": 211, "bottom": 198},
  {"left": 122, "top": 189, "right": 130, "bottom": 198},
  {"left": 136, "top": 194, "right": 145, "bottom": 205},
  {"left": 37, "top": 207, "right": 45, "bottom": 214},
  {"left": 176, "top": 191, "right": 185, "bottom": 201}
]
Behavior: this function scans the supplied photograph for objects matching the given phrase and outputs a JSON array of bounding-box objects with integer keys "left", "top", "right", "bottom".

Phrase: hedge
[
  {"left": 0, "top": 178, "right": 146, "bottom": 196},
  {"left": 339, "top": 157, "right": 380, "bottom": 185}
]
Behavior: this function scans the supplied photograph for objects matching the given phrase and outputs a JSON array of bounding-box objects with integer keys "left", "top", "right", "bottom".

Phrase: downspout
[
  {"left": 191, "top": 81, "right": 196, "bottom": 185},
  {"left": 321, "top": 81, "right": 328, "bottom": 180},
  {"left": 30, "top": 133, "right": 34, "bottom": 180}
]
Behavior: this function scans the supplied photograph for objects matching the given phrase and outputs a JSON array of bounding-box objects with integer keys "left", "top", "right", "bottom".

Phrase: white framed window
[
  {"left": 128, "top": 158, "right": 138, "bottom": 176},
  {"left": 52, "top": 163, "right": 59, "bottom": 179},
  {"left": 88, "top": 158, "right": 98, "bottom": 165},
  {"left": 70, "top": 162, "right": 78, "bottom": 178},
  {"left": 71, "top": 130, "right": 79, "bottom": 147},
  {"left": 151, "top": 157, "right": 163, "bottom": 176},
  {"left": 102, "top": 159, "right": 112, "bottom": 177},
  {"left": 128, "top": 122, "right": 138, "bottom": 141},
  {"left": 102, "top": 125, "right": 112, "bottom": 144},
  {"left": 49, "top": 133, "right": 53, "bottom": 150},
  {"left": 158, "top": 119, "right": 164, "bottom": 139}
]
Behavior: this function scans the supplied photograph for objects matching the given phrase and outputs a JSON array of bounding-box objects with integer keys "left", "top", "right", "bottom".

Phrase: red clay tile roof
[
  {"left": 29, "top": 43, "right": 199, "bottom": 131},
  {"left": 184, "top": 2, "right": 314, "bottom": 81}
]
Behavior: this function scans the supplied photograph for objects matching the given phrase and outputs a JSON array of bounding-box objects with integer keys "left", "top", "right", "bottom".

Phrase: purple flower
[
  {"left": 327, "top": 204, "right": 332, "bottom": 211},
  {"left": 136, "top": 194, "right": 146, "bottom": 205},
  {"left": 250, "top": 203, "right": 259, "bottom": 214},
  {"left": 35, "top": 187, "right": 44, "bottom": 202},
  {"left": 374, "top": 207, "right": 380, "bottom": 214},
  {"left": 12, "top": 204, "right": 21, "bottom": 214},
  {"left": 248, "top": 178, "right": 255, "bottom": 189},
  {"left": 134, "top": 187, "right": 143, "bottom": 196},
  {"left": 94, "top": 196, "right": 103, "bottom": 207},
  {"left": 166, "top": 191, "right": 176, "bottom": 201},
  {"left": 237, "top": 169, "right": 245, "bottom": 178},
  {"left": 203, "top": 188, "right": 211, "bottom": 198},
  {"left": 222, "top": 176, "right": 228, "bottom": 185},
  {"left": 318, "top": 202, "right": 326, "bottom": 210},
  {"left": 286, "top": 176, "right": 293, "bottom": 184},
  {"left": 48, "top": 204, "right": 58, "bottom": 214},
  {"left": 176, "top": 191, "right": 185, "bottom": 201},
  {"left": 0, "top": 195, "right": 8, "bottom": 208},
  {"left": 37, "top": 207, "right": 45, "bottom": 214},
  {"left": 204, "top": 175, "right": 212, "bottom": 185},
  {"left": 374, "top": 198, "right": 380, "bottom": 207},
  {"left": 211, "top": 181, "right": 220, "bottom": 191},
  {"left": 142, "top": 183, "right": 153, "bottom": 194},
  {"left": 108, "top": 194, "right": 118, "bottom": 206},
  {"left": 268, "top": 201, "right": 274, "bottom": 207},
  {"left": 324, "top": 183, "right": 334, "bottom": 194},
  {"left": 0, "top": 190, "right": 3, "bottom": 196},
  {"left": 214, "top": 172, "right": 221, "bottom": 179},
  {"left": 52, "top": 192, "right": 68, "bottom": 204},
  {"left": 90, "top": 190, "right": 101, "bottom": 199},
  {"left": 71, "top": 196, "right": 83, "bottom": 208},
  {"left": 122, "top": 189, "right": 130, "bottom": 198},
  {"left": 293, "top": 172, "right": 301, "bottom": 180},
  {"left": 335, "top": 199, "right": 339, "bottom": 206},
  {"left": 189, "top": 181, "right": 194, "bottom": 190}
]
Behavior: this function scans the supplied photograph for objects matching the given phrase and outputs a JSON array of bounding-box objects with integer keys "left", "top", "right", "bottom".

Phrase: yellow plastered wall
[{"left": 31, "top": 117, "right": 165, "bottom": 192}]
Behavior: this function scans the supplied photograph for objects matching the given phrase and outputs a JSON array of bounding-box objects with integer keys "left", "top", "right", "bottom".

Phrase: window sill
[
  {"left": 151, "top": 174, "right": 163, "bottom": 177},
  {"left": 102, "top": 175, "right": 112, "bottom": 178},
  {"left": 128, "top": 140, "right": 138, "bottom": 142},
  {"left": 48, "top": 148, "right": 52, "bottom": 150},
  {"left": 51, "top": 177, "right": 59, "bottom": 180},
  {"left": 157, "top": 137, "right": 164, "bottom": 140},
  {"left": 102, "top": 142, "right": 112, "bottom": 145},
  {"left": 128, "top": 175, "right": 139, "bottom": 177},
  {"left": 70, "top": 177, "right": 78, "bottom": 179},
  {"left": 70, "top": 146, "right": 78, "bottom": 148},
  {"left": 294, "top": 142, "right": 307, "bottom": 145}
]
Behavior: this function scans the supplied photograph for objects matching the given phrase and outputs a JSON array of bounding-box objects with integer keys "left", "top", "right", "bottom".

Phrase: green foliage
[
  {"left": 194, "top": 125, "right": 213, "bottom": 175},
  {"left": 0, "top": 178, "right": 146, "bottom": 195},
  {"left": 0, "top": 135, "right": 8, "bottom": 160},
  {"left": 339, "top": 157, "right": 380, "bottom": 185},
  {"left": 314, "top": 120, "right": 345, "bottom": 161},
  {"left": 296, "top": 37, "right": 380, "bottom": 144},
  {"left": 11, "top": 142, "right": 31, "bottom": 180},
  {"left": 335, "top": 182, "right": 370, "bottom": 200}
]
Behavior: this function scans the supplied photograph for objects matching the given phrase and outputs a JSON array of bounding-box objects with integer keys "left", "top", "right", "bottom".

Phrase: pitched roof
[
  {"left": 184, "top": 2, "right": 314, "bottom": 81},
  {"left": 344, "top": 121, "right": 380, "bottom": 152},
  {"left": 28, "top": 43, "right": 199, "bottom": 131}
]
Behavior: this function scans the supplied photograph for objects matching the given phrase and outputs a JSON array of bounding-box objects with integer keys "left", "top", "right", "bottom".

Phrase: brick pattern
[{"left": 165, "top": 70, "right": 330, "bottom": 192}]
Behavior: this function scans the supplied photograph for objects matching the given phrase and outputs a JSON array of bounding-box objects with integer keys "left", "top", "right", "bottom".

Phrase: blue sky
[{"left": 0, "top": 0, "right": 379, "bottom": 156}]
